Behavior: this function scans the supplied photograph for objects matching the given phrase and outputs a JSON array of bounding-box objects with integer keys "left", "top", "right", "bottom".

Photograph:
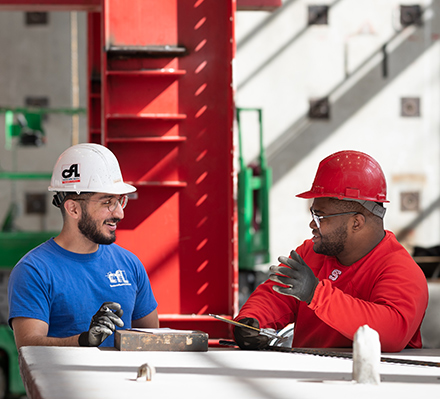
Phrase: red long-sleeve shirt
[{"left": 236, "top": 231, "right": 428, "bottom": 352}]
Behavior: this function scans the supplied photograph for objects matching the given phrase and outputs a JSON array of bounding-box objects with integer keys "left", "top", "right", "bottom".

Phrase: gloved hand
[
  {"left": 269, "top": 250, "right": 319, "bottom": 304},
  {"left": 233, "top": 317, "right": 270, "bottom": 350},
  {"left": 78, "top": 302, "right": 124, "bottom": 347}
]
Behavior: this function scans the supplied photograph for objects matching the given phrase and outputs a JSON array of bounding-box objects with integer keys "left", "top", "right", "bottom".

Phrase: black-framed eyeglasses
[
  {"left": 74, "top": 194, "right": 128, "bottom": 212},
  {"left": 310, "top": 208, "right": 358, "bottom": 229}
]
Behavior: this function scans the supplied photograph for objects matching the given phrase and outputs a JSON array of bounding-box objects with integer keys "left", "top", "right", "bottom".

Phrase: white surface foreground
[{"left": 20, "top": 346, "right": 440, "bottom": 399}]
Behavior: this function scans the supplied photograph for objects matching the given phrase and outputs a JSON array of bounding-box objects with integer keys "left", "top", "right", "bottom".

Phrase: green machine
[
  {"left": 236, "top": 107, "right": 272, "bottom": 271},
  {"left": 0, "top": 232, "right": 56, "bottom": 398},
  {"left": 4, "top": 108, "right": 45, "bottom": 150},
  {"left": 0, "top": 107, "right": 84, "bottom": 398},
  {"left": 0, "top": 235, "right": 56, "bottom": 399}
]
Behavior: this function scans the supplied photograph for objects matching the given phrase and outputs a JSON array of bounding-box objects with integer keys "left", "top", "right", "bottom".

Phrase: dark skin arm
[
  {"left": 132, "top": 309, "right": 159, "bottom": 328},
  {"left": 12, "top": 308, "right": 159, "bottom": 349},
  {"left": 12, "top": 318, "right": 79, "bottom": 349}
]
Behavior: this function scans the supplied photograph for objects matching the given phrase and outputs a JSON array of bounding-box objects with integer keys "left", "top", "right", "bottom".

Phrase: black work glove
[
  {"left": 78, "top": 302, "right": 124, "bottom": 347},
  {"left": 233, "top": 317, "right": 270, "bottom": 350},
  {"left": 269, "top": 250, "right": 319, "bottom": 304}
]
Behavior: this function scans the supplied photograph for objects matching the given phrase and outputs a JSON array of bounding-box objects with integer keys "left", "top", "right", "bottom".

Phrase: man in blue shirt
[{"left": 8, "top": 143, "right": 159, "bottom": 348}]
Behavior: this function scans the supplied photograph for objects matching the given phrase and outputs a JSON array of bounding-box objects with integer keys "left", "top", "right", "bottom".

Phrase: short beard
[
  {"left": 314, "top": 224, "right": 348, "bottom": 257},
  {"left": 78, "top": 206, "right": 117, "bottom": 245}
]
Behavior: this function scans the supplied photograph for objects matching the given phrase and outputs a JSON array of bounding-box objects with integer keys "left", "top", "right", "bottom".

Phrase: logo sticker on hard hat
[{"left": 61, "top": 163, "right": 80, "bottom": 184}]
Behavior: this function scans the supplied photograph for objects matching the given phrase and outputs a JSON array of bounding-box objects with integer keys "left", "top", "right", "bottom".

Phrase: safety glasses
[
  {"left": 310, "top": 208, "right": 358, "bottom": 229},
  {"left": 75, "top": 194, "right": 128, "bottom": 212}
]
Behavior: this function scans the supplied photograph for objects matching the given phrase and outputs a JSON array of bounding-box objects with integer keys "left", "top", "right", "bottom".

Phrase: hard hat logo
[{"left": 61, "top": 164, "right": 81, "bottom": 183}]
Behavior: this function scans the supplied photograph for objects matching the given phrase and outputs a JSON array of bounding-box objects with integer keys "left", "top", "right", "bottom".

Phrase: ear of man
[
  {"left": 351, "top": 213, "right": 366, "bottom": 232},
  {"left": 64, "top": 199, "right": 82, "bottom": 220}
]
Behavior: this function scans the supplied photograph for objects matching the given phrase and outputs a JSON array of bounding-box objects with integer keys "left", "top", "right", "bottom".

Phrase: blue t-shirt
[{"left": 8, "top": 238, "right": 157, "bottom": 347}]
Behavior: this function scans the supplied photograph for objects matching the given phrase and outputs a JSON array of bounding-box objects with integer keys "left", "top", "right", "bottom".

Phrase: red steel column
[
  {"left": 100, "top": 0, "right": 237, "bottom": 338},
  {"left": 87, "top": 11, "right": 101, "bottom": 144}
]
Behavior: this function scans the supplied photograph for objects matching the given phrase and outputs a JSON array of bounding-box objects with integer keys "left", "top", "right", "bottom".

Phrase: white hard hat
[{"left": 48, "top": 143, "right": 136, "bottom": 195}]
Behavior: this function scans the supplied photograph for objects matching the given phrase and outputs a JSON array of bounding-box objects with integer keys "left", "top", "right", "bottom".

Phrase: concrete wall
[
  {"left": 235, "top": 0, "right": 440, "bottom": 265},
  {"left": 0, "top": 11, "right": 88, "bottom": 233}
]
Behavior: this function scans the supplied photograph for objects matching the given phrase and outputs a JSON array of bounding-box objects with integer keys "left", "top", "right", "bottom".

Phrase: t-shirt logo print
[
  {"left": 106, "top": 270, "right": 132, "bottom": 287},
  {"left": 329, "top": 269, "right": 342, "bottom": 281}
]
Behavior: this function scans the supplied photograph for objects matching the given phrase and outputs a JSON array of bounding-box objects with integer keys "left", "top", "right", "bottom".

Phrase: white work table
[{"left": 19, "top": 346, "right": 440, "bottom": 399}]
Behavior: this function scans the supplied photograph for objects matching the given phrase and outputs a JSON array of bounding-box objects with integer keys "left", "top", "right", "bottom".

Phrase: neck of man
[
  {"left": 54, "top": 229, "right": 100, "bottom": 254},
  {"left": 336, "top": 229, "right": 386, "bottom": 266}
]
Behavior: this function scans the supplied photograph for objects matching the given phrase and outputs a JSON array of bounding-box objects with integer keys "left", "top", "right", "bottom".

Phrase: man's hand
[
  {"left": 78, "top": 302, "right": 124, "bottom": 347},
  {"left": 269, "top": 250, "right": 319, "bottom": 304},
  {"left": 233, "top": 318, "right": 270, "bottom": 350}
]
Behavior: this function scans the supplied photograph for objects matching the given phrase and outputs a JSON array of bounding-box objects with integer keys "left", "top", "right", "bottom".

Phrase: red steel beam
[{"left": 0, "top": 1, "right": 282, "bottom": 14}]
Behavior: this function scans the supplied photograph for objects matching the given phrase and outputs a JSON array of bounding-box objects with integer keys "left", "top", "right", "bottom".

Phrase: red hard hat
[{"left": 296, "top": 150, "right": 389, "bottom": 203}]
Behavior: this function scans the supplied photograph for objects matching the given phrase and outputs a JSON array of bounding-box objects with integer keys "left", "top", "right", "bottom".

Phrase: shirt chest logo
[
  {"left": 106, "top": 270, "right": 131, "bottom": 287},
  {"left": 329, "top": 269, "right": 342, "bottom": 281}
]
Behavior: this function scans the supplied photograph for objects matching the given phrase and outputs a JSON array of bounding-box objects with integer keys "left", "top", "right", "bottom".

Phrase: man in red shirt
[{"left": 234, "top": 150, "right": 428, "bottom": 352}]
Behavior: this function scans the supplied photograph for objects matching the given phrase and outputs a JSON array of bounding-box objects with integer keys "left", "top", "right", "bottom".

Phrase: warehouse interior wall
[
  {"left": 0, "top": 11, "right": 88, "bottom": 234},
  {"left": 235, "top": 0, "right": 440, "bottom": 265},
  {"left": 0, "top": 1, "right": 439, "bottom": 276}
]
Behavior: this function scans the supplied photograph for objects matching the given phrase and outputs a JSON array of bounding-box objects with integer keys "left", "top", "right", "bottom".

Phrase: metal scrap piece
[{"left": 136, "top": 363, "right": 156, "bottom": 382}]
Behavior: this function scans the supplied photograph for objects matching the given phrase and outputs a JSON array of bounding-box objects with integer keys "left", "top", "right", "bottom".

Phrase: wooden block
[{"left": 114, "top": 329, "right": 209, "bottom": 351}]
